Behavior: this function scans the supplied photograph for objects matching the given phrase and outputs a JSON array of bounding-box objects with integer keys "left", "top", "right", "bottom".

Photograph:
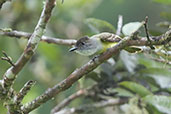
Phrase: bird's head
[{"left": 69, "top": 36, "right": 101, "bottom": 56}]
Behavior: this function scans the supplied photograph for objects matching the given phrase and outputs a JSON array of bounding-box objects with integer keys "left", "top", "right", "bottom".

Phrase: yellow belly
[{"left": 98, "top": 42, "right": 117, "bottom": 53}]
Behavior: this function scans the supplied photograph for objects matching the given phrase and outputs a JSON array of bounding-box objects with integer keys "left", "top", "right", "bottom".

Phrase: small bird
[{"left": 69, "top": 32, "right": 140, "bottom": 56}]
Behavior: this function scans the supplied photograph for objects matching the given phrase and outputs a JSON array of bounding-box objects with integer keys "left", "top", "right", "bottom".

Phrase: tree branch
[
  {"left": 148, "top": 55, "right": 171, "bottom": 65},
  {"left": 1, "top": 51, "right": 15, "bottom": 67},
  {"left": 1, "top": 28, "right": 170, "bottom": 47},
  {"left": 0, "top": 0, "right": 56, "bottom": 113},
  {"left": 51, "top": 89, "right": 88, "bottom": 113},
  {"left": 0, "top": 30, "right": 77, "bottom": 46},
  {"left": 51, "top": 83, "right": 115, "bottom": 114},
  {"left": 143, "top": 16, "right": 155, "bottom": 49},
  {"left": 1, "top": 0, "right": 56, "bottom": 92},
  {"left": 53, "top": 98, "right": 128, "bottom": 114},
  {"left": 14, "top": 80, "right": 36, "bottom": 104},
  {"left": 21, "top": 28, "right": 170, "bottom": 113},
  {"left": 127, "top": 28, "right": 171, "bottom": 46}
]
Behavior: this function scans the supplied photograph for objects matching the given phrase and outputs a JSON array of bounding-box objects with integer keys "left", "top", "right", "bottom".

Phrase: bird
[{"left": 69, "top": 32, "right": 141, "bottom": 56}]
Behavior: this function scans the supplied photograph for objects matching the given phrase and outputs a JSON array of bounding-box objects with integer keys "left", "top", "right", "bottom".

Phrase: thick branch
[
  {"left": 0, "top": 0, "right": 10, "bottom": 10},
  {"left": 1, "top": 0, "right": 56, "bottom": 92},
  {"left": 0, "top": 30, "right": 76, "bottom": 46},
  {"left": 53, "top": 98, "right": 128, "bottom": 114}
]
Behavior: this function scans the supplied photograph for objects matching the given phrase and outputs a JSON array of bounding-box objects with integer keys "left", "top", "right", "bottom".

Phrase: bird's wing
[{"left": 97, "top": 32, "right": 121, "bottom": 42}]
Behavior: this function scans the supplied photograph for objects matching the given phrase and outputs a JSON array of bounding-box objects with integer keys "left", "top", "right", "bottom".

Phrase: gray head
[{"left": 69, "top": 36, "right": 102, "bottom": 56}]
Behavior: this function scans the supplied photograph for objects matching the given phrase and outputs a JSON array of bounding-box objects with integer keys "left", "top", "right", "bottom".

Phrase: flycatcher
[{"left": 69, "top": 32, "right": 140, "bottom": 56}]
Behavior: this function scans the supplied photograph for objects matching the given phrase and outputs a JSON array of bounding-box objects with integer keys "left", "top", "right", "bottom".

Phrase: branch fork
[{"left": 1, "top": 51, "right": 15, "bottom": 67}]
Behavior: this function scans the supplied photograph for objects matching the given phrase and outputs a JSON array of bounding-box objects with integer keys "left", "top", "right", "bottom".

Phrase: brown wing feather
[{"left": 98, "top": 33, "right": 121, "bottom": 42}]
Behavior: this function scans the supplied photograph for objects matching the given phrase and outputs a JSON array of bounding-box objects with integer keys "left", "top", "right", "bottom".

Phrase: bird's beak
[{"left": 69, "top": 47, "right": 78, "bottom": 52}]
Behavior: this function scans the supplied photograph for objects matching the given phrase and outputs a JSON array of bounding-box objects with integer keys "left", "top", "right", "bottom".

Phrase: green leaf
[
  {"left": 113, "top": 87, "right": 134, "bottom": 97},
  {"left": 138, "top": 68, "right": 171, "bottom": 89},
  {"left": 120, "top": 51, "right": 138, "bottom": 74},
  {"left": 143, "top": 95, "right": 171, "bottom": 114},
  {"left": 119, "top": 81, "right": 152, "bottom": 97},
  {"left": 85, "top": 18, "right": 115, "bottom": 33},
  {"left": 153, "top": 0, "right": 171, "bottom": 5},
  {"left": 122, "top": 22, "right": 143, "bottom": 36}
]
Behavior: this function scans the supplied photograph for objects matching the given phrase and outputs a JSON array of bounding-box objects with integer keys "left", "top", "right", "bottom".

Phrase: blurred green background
[{"left": 0, "top": 0, "right": 170, "bottom": 114}]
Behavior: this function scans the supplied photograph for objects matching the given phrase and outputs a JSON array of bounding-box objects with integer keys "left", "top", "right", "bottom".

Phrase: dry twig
[
  {"left": 51, "top": 89, "right": 88, "bottom": 113},
  {"left": 1, "top": 51, "right": 15, "bottom": 67},
  {"left": 144, "top": 16, "right": 155, "bottom": 49},
  {"left": 116, "top": 15, "right": 123, "bottom": 36}
]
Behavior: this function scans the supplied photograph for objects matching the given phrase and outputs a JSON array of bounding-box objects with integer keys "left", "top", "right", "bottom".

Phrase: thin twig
[
  {"left": 1, "top": 51, "right": 15, "bottom": 67},
  {"left": 51, "top": 89, "right": 88, "bottom": 113},
  {"left": 53, "top": 98, "right": 128, "bottom": 114},
  {"left": 51, "top": 82, "right": 118, "bottom": 113},
  {"left": 144, "top": 16, "right": 155, "bottom": 49},
  {"left": 144, "top": 53, "right": 171, "bottom": 65},
  {"left": 116, "top": 15, "right": 123, "bottom": 36},
  {"left": 150, "top": 56, "right": 171, "bottom": 65},
  {"left": 142, "top": 45, "right": 171, "bottom": 65}
]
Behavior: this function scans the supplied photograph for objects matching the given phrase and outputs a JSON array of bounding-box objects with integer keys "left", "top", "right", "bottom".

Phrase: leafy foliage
[
  {"left": 138, "top": 68, "right": 171, "bottom": 89},
  {"left": 122, "top": 22, "right": 143, "bottom": 36},
  {"left": 143, "top": 95, "right": 171, "bottom": 114},
  {"left": 85, "top": 18, "right": 115, "bottom": 33},
  {"left": 121, "top": 97, "right": 149, "bottom": 114},
  {"left": 120, "top": 51, "right": 138, "bottom": 73},
  {"left": 119, "top": 81, "right": 152, "bottom": 97}
]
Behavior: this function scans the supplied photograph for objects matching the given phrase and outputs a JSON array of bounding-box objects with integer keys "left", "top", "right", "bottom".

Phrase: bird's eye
[{"left": 81, "top": 42, "right": 85, "bottom": 45}]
